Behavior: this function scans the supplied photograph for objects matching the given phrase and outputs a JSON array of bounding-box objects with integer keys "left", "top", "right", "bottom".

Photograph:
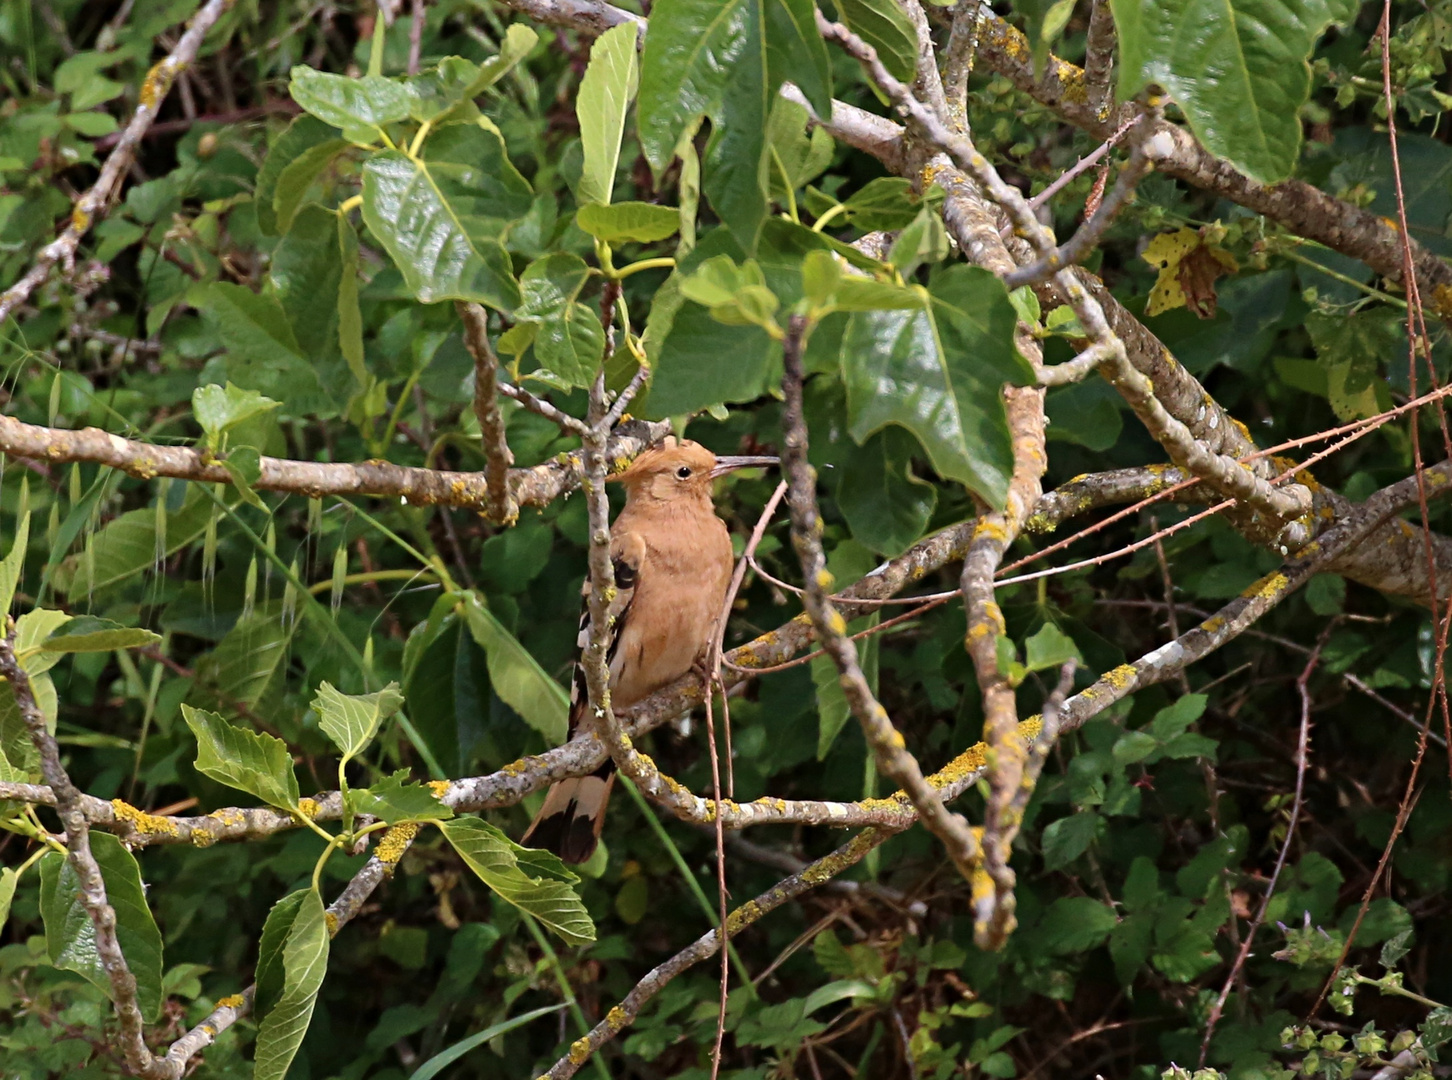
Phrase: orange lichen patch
[
  {"left": 217, "top": 994, "right": 246, "bottom": 1010},
  {"left": 207, "top": 807, "right": 246, "bottom": 827},
  {"left": 726, "top": 900, "right": 764, "bottom": 930},
  {"left": 296, "top": 798, "right": 320, "bottom": 819},
  {"left": 111, "top": 799, "right": 180, "bottom": 836},
  {"left": 1432, "top": 283, "right": 1452, "bottom": 323},
  {"left": 71, "top": 206, "right": 91, "bottom": 232},
  {"left": 427, "top": 780, "right": 451, "bottom": 798},
  {"left": 973, "top": 519, "right": 1008, "bottom": 544},
  {"left": 1054, "top": 61, "right": 1088, "bottom": 104},
  {"left": 325, "top": 912, "right": 339, "bottom": 937},
  {"left": 1199, "top": 615, "right": 1226, "bottom": 634},
  {"left": 377, "top": 822, "right": 421, "bottom": 865},
  {"left": 1102, "top": 664, "right": 1138, "bottom": 690},
  {"left": 568, "top": 1040, "right": 592, "bottom": 1065},
  {"left": 607, "top": 1007, "right": 628, "bottom": 1029}
]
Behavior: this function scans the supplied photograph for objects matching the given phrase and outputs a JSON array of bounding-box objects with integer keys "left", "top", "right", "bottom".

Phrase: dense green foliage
[{"left": 4, "top": 1, "right": 1452, "bottom": 1079}]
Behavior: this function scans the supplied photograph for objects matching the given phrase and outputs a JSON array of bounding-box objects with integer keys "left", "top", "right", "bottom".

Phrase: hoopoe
[{"left": 523, "top": 437, "right": 776, "bottom": 863}]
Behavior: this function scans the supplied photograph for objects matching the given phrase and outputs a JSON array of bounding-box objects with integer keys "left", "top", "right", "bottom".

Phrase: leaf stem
[{"left": 613, "top": 256, "right": 676, "bottom": 280}]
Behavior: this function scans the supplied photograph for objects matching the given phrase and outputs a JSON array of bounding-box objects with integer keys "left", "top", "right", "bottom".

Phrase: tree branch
[
  {"left": 0, "top": 0, "right": 237, "bottom": 326},
  {"left": 456, "top": 301, "right": 518, "bottom": 525}
]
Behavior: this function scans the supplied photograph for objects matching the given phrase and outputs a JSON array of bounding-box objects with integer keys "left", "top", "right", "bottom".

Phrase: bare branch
[
  {"left": 456, "top": 301, "right": 519, "bottom": 525},
  {"left": 1083, "top": 0, "right": 1117, "bottom": 119},
  {"left": 0, "top": 0, "right": 236, "bottom": 326}
]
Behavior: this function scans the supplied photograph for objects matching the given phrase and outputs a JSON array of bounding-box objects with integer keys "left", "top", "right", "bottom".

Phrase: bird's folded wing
[{"left": 567, "top": 530, "right": 646, "bottom": 737}]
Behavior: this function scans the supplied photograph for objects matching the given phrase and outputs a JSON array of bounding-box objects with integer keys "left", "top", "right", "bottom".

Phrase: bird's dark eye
[{"left": 676, "top": 465, "right": 693, "bottom": 479}]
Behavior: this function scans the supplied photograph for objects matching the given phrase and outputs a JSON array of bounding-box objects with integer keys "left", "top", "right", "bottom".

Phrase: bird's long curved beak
[{"left": 710, "top": 455, "right": 779, "bottom": 478}]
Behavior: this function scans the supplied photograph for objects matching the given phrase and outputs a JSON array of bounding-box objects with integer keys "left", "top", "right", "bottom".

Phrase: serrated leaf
[
  {"left": 254, "top": 888, "right": 330, "bottom": 1080},
  {"left": 1149, "top": 694, "right": 1208, "bottom": 740},
  {"left": 362, "top": 125, "right": 528, "bottom": 309},
  {"left": 1037, "top": 896, "right": 1117, "bottom": 954},
  {"left": 511, "top": 253, "right": 605, "bottom": 387},
  {"left": 840, "top": 266, "right": 1032, "bottom": 509},
  {"left": 440, "top": 817, "right": 594, "bottom": 945},
  {"left": 1023, "top": 622, "right": 1082, "bottom": 674},
  {"left": 311, "top": 680, "right": 404, "bottom": 762},
  {"left": 836, "top": 0, "right": 918, "bottom": 84},
  {"left": 254, "top": 889, "right": 310, "bottom": 1023},
  {"left": 347, "top": 771, "right": 453, "bottom": 824},
  {"left": 289, "top": 66, "right": 414, "bottom": 141},
  {"left": 575, "top": 201, "right": 680, "bottom": 243},
  {"left": 38, "top": 616, "right": 160, "bottom": 655},
  {"left": 1112, "top": 0, "right": 1357, "bottom": 182},
  {"left": 461, "top": 597, "right": 568, "bottom": 744},
  {"left": 39, "top": 834, "right": 164, "bottom": 1021},
  {"left": 193, "top": 383, "right": 282, "bottom": 448},
  {"left": 181, "top": 703, "right": 300, "bottom": 811},
  {"left": 254, "top": 116, "right": 344, "bottom": 236},
  {"left": 577, "top": 22, "right": 640, "bottom": 206},
  {"left": 191, "top": 607, "right": 296, "bottom": 718},
  {"left": 1112, "top": 730, "right": 1159, "bottom": 766}
]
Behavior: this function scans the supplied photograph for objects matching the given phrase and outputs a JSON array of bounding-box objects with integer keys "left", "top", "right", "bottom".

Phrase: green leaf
[
  {"left": 840, "top": 266, "right": 1032, "bottom": 509},
  {"left": 254, "top": 888, "right": 330, "bottom": 1080},
  {"left": 192, "top": 382, "right": 281, "bottom": 448},
  {"left": 1112, "top": 0, "right": 1358, "bottom": 182},
  {"left": 886, "top": 205, "right": 949, "bottom": 278},
  {"left": 1037, "top": 896, "right": 1117, "bottom": 954},
  {"left": 404, "top": 26, "right": 539, "bottom": 123},
  {"left": 38, "top": 834, "right": 165, "bottom": 1021},
  {"left": 191, "top": 608, "right": 297, "bottom": 717},
  {"left": 289, "top": 66, "right": 414, "bottom": 142},
  {"left": 194, "top": 283, "right": 332, "bottom": 414},
  {"left": 1023, "top": 623, "right": 1082, "bottom": 674},
  {"left": 837, "top": 177, "right": 940, "bottom": 231},
  {"left": 1112, "top": 730, "right": 1159, "bottom": 766},
  {"left": 52, "top": 487, "right": 216, "bottom": 597},
  {"left": 269, "top": 135, "right": 349, "bottom": 237},
  {"left": 765, "top": 0, "right": 832, "bottom": 117},
  {"left": 837, "top": 429, "right": 936, "bottom": 556},
  {"left": 409, "top": 1005, "right": 564, "bottom": 1080},
  {"left": 765, "top": 96, "right": 835, "bottom": 202},
  {"left": 254, "top": 889, "right": 310, "bottom": 1022},
  {"left": 1149, "top": 694, "right": 1208, "bottom": 740},
  {"left": 272, "top": 204, "right": 348, "bottom": 365},
  {"left": 39, "top": 616, "right": 160, "bottom": 654},
  {"left": 0, "top": 867, "right": 16, "bottom": 937},
  {"left": 511, "top": 253, "right": 606, "bottom": 387},
  {"left": 439, "top": 816, "right": 595, "bottom": 945},
  {"left": 362, "top": 124, "right": 529, "bottom": 309},
  {"left": 181, "top": 703, "right": 301, "bottom": 811},
  {"left": 835, "top": 0, "right": 918, "bottom": 84},
  {"left": 347, "top": 770, "right": 454, "bottom": 824},
  {"left": 575, "top": 201, "right": 681, "bottom": 243},
  {"left": 461, "top": 596, "right": 569, "bottom": 745},
  {"left": 577, "top": 22, "right": 640, "bottom": 206},
  {"left": 1042, "top": 811, "right": 1099, "bottom": 871},
  {"left": 311, "top": 680, "right": 404, "bottom": 763},
  {"left": 337, "top": 213, "right": 365, "bottom": 384},
  {"left": 0, "top": 510, "right": 29, "bottom": 615}
]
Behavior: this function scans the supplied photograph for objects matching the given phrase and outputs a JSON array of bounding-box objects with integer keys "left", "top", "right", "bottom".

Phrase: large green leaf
[
  {"left": 272, "top": 204, "right": 350, "bottom": 364},
  {"left": 38, "top": 834, "right": 165, "bottom": 1021},
  {"left": 362, "top": 124, "right": 529, "bottom": 309},
  {"left": 191, "top": 608, "right": 296, "bottom": 718},
  {"left": 839, "top": 265, "right": 1032, "bottom": 509},
  {"left": 195, "top": 282, "right": 333, "bottom": 414},
  {"left": 836, "top": 428, "right": 937, "bottom": 557},
  {"left": 181, "top": 704, "right": 301, "bottom": 812},
  {"left": 1112, "top": 0, "right": 1358, "bottom": 182},
  {"left": 254, "top": 888, "right": 331, "bottom": 1080},
  {"left": 575, "top": 201, "right": 680, "bottom": 244},
  {"left": 254, "top": 889, "right": 310, "bottom": 1023},
  {"left": 765, "top": 0, "right": 832, "bottom": 117},
  {"left": 254, "top": 115, "right": 346, "bottom": 236},
  {"left": 507, "top": 253, "right": 605, "bottom": 388},
  {"left": 461, "top": 596, "right": 568, "bottom": 745},
  {"left": 311, "top": 680, "right": 404, "bottom": 763},
  {"left": 439, "top": 817, "right": 595, "bottom": 945},
  {"left": 835, "top": 0, "right": 918, "bottom": 85},
  {"left": 192, "top": 382, "right": 281, "bottom": 448},
  {"left": 289, "top": 66, "right": 414, "bottom": 142},
  {"left": 53, "top": 487, "right": 216, "bottom": 599},
  {"left": 577, "top": 21, "right": 640, "bottom": 206},
  {"left": 272, "top": 138, "right": 350, "bottom": 236}
]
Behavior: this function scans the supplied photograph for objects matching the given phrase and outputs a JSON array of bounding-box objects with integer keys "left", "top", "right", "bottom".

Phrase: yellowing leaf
[{"left": 1142, "top": 227, "right": 1239, "bottom": 318}]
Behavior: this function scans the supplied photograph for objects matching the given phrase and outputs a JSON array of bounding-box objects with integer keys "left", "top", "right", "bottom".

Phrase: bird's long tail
[{"left": 521, "top": 760, "right": 616, "bottom": 864}]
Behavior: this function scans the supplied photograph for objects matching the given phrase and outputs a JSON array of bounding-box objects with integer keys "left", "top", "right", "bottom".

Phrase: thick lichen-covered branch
[
  {"left": 0, "top": 412, "right": 669, "bottom": 513},
  {"left": 1, "top": 627, "right": 157, "bottom": 1078},
  {"left": 0, "top": 0, "right": 238, "bottom": 326}
]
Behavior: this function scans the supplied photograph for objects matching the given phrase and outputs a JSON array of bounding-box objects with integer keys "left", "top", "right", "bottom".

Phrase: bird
[{"left": 522, "top": 436, "right": 776, "bottom": 863}]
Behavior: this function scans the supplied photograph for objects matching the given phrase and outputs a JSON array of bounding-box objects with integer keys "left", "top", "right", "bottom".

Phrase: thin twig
[{"left": 456, "top": 301, "right": 518, "bottom": 525}]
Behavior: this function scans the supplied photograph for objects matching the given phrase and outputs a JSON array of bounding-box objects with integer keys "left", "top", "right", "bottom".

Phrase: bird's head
[{"left": 613, "top": 436, "right": 776, "bottom": 505}]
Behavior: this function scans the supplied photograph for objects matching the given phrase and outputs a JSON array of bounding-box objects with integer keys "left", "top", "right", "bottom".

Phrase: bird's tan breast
[{"left": 611, "top": 512, "right": 733, "bottom": 708}]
